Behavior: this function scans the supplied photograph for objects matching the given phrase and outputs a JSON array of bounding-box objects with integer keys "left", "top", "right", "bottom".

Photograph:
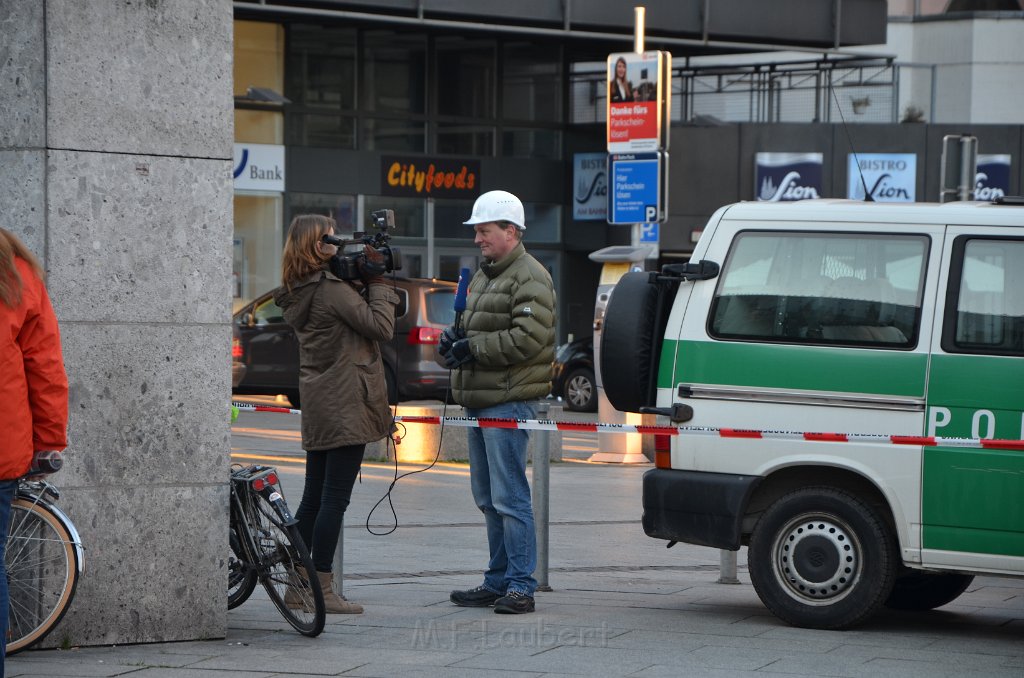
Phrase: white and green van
[{"left": 600, "top": 198, "right": 1024, "bottom": 629}]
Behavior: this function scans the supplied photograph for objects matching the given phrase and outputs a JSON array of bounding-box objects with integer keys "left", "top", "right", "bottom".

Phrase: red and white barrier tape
[{"left": 230, "top": 401, "right": 1024, "bottom": 450}]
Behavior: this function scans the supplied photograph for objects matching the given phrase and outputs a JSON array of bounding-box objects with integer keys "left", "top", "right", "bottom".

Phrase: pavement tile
[{"left": 9, "top": 445, "right": 1024, "bottom": 678}]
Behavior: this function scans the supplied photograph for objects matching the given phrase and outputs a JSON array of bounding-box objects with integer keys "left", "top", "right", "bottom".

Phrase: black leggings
[{"left": 294, "top": 445, "right": 365, "bottom": 573}]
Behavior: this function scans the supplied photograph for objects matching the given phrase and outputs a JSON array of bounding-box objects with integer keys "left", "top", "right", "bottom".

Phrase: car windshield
[{"left": 423, "top": 289, "right": 456, "bottom": 325}]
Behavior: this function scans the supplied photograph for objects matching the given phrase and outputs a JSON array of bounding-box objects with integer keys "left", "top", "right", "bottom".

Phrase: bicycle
[
  {"left": 5, "top": 456, "right": 84, "bottom": 655},
  {"left": 227, "top": 463, "right": 325, "bottom": 637}
]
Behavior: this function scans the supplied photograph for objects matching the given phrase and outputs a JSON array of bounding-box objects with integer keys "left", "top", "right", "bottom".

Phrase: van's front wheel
[{"left": 748, "top": 487, "right": 897, "bottom": 630}]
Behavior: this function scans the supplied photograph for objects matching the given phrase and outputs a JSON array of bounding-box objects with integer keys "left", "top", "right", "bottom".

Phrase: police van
[{"left": 600, "top": 198, "right": 1024, "bottom": 629}]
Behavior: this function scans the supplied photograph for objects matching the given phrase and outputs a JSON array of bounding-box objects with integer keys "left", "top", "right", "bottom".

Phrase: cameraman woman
[{"left": 273, "top": 214, "right": 399, "bottom": 614}]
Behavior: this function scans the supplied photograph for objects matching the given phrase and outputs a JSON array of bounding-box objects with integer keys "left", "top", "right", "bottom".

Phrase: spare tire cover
[{"left": 600, "top": 272, "right": 661, "bottom": 413}]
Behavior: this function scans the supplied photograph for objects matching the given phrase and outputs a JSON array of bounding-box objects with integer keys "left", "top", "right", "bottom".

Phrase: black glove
[
  {"left": 358, "top": 244, "right": 387, "bottom": 283},
  {"left": 441, "top": 338, "right": 474, "bottom": 369},
  {"left": 437, "top": 326, "right": 466, "bottom": 357}
]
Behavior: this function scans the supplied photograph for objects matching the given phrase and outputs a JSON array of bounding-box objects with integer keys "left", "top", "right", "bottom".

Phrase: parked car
[
  {"left": 232, "top": 277, "right": 456, "bottom": 407},
  {"left": 231, "top": 323, "right": 246, "bottom": 388},
  {"left": 551, "top": 335, "right": 596, "bottom": 412}
]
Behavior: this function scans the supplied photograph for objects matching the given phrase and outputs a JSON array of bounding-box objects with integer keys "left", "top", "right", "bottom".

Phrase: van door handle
[{"left": 639, "top": 403, "right": 694, "bottom": 423}]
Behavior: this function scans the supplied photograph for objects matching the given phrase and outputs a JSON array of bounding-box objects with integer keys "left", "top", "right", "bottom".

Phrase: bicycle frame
[{"left": 16, "top": 480, "right": 86, "bottom": 577}]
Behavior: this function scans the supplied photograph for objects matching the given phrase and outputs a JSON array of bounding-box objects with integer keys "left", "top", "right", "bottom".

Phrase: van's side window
[
  {"left": 943, "top": 237, "right": 1024, "bottom": 356},
  {"left": 709, "top": 231, "right": 928, "bottom": 349}
]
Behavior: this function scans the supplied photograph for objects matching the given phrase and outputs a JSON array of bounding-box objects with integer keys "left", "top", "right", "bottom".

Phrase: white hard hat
[{"left": 463, "top": 190, "right": 526, "bottom": 230}]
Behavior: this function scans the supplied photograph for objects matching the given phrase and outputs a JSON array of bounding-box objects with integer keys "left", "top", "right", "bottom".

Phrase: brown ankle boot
[{"left": 317, "top": 571, "right": 363, "bottom": 614}]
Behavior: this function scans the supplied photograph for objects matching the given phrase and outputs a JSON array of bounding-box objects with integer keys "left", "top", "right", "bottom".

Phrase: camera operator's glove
[
  {"left": 437, "top": 326, "right": 466, "bottom": 357},
  {"left": 358, "top": 244, "right": 387, "bottom": 283},
  {"left": 441, "top": 338, "right": 474, "bottom": 370}
]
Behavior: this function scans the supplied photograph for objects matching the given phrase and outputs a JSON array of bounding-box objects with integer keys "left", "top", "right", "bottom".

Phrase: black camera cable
[{"left": 364, "top": 369, "right": 453, "bottom": 536}]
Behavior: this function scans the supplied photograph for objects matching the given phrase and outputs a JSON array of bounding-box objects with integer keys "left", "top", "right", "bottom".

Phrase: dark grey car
[{"left": 232, "top": 277, "right": 456, "bottom": 407}]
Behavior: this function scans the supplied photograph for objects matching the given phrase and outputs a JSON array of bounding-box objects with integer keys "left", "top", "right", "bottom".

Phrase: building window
[
  {"left": 362, "top": 31, "right": 426, "bottom": 115},
  {"left": 437, "top": 123, "right": 494, "bottom": 156},
  {"left": 360, "top": 118, "right": 426, "bottom": 153},
  {"left": 235, "top": 20, "right": 285, "bottom": 144},
  {"left": 286, "top": 25, "right": 356, "bottom": 110},
  {"left": 365, "top": 195, "right": 425, "bottom": 239},
  {"left": 436, "top": 37, "right": 496, "bottom": 119},
  {"left": 502, "top": 42, "right": 562, "bottom": 123},
  {"left": 234, "top": 195, "right": 284, "bottom": 309},
  {"left": 434, "top": 199, "right": 476, "bottom": 240},
  {"left": 286, "top": 113, "right": 356, "bottom": 149},
  {"left": 287, "top": 193, "right": 357, "bottom": 233},
  {"left": 501, "top": 128, "right": 561, "bottom": 160}
]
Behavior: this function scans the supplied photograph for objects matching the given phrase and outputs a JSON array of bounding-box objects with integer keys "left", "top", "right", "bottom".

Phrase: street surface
[{"left": 9, "top": 399, "right": 1024, "bottom": 677}]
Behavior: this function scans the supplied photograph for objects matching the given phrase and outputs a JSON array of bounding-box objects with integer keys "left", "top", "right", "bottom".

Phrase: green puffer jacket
[
  {"left": 273, "top": 271, "right": 399, "bottom": 451},
  {"left": 451, "top": 243, "right": 556, "bottom": 408}
]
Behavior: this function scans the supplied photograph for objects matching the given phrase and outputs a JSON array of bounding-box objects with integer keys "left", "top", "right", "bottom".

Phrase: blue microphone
[{"left": 453, "top": 267, "right": 471, "bottom": 331}]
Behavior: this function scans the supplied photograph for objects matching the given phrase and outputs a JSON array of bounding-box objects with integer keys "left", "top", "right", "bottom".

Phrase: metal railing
[{"left": 572, "top": 57, "right": 907, "bottom": 125}]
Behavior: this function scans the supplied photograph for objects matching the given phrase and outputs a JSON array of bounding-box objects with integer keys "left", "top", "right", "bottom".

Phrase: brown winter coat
[{"left": 273, "top": 271, "right": 399, "bottom": 450}]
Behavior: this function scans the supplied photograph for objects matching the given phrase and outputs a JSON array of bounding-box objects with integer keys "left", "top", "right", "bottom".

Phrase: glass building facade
[{"left": 233, "top": 19, "right": 576, "bottom": 322}]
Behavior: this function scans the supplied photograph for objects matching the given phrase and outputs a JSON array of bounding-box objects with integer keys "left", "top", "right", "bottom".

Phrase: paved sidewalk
[{"left": 8, "top": 420, "right": 1024, "bottom": 677}]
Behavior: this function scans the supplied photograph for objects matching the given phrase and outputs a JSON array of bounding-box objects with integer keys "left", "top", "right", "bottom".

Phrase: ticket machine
[{"left": 587, "top": 245, "right": 655, "bottom": 463}]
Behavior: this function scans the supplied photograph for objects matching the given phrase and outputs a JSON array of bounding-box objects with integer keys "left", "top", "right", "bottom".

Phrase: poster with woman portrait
[{"left": 606, "top": 51, "right": 668, "bottom": 153}]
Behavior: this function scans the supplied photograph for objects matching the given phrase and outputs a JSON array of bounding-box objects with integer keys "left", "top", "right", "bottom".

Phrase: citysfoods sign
[{"left": 381, "top": 156, "right": 480, "bottom": 199}]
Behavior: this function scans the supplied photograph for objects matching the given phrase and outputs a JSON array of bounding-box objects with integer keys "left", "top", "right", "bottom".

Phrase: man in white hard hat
[{"left": 438, "top": 189, "right": 556, "bottom": 614}]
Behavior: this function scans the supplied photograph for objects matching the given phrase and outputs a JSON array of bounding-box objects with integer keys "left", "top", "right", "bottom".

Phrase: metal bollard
[
  {"left": 533, "top": 400, "right": 552, "bottom": 592},
  {"left": 718, "top": 548, "right": 739, "bottom": 584}
]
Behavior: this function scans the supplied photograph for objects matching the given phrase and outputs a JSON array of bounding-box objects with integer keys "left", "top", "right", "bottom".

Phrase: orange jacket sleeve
[{"left": 16, "top": 259, "right": 69, "bottom": 452}]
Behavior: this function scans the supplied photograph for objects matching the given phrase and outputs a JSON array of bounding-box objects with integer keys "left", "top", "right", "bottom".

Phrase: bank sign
[
  {"left": 976, "top": 154, "right": 1012, "bottom": 200},
  {"left": 847, "top": 153, "right": 917, "bottom": 202},
  {"left": 233, "top": 143, "right": 284, "bottom": 192},
  {"left": 755, "top": 153, "right": 823, "bottom": 201},
  {"left": 573, "top": 153, "right": 607, "bottom": 221}
]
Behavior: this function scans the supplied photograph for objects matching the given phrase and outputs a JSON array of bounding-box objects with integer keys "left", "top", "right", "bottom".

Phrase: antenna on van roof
[{"left": 830, "top": 84, "right": 873, "bottom": 202}]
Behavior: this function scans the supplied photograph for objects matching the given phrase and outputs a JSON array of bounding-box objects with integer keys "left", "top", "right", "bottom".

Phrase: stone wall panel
[
  {"left": 45, "top": 0, "right": 233, "bottom": 158},
  {"left": 46, "top": 151, "right": 232, "bottom": 324}
]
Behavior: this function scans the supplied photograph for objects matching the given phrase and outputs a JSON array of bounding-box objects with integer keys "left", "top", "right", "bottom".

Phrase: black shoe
[
  {"left": 450, "top": 586, "right": 502, "bottom": 607},
  {"left": 494, "top": 591, "right": 535, "bottom": 614}
]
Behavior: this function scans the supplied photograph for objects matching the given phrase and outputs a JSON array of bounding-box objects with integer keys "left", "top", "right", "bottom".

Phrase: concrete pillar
[{"left": 0, "top": 0, "right": 233, "bottom": 646}]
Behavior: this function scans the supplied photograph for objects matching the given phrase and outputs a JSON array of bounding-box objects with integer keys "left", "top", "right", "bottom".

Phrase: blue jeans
[
  {"left": 464, "top": 401, "right": 537, "bottom": 597},
  {"left": 0, "top": 478, "right": 18, "bottom": 673}
]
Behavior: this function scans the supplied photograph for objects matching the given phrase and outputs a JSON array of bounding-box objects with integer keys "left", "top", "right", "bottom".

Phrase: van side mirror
[{"left": 659, "top": 260, "right": 720, "bottom": 282}]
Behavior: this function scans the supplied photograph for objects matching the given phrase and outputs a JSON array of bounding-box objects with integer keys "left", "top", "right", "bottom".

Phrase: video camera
[{"left": 323, "top": 209, "right": 403, "bottom": 281}]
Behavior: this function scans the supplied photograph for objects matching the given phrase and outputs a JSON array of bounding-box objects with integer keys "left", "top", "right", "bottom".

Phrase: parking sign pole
[{"left": 533, "top": 399, "right": 552, "bottom": 591}]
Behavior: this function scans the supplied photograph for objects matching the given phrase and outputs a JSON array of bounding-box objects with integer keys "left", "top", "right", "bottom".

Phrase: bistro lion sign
[{"left": 381, "top": 156, "right": 480, "bottom": 199}]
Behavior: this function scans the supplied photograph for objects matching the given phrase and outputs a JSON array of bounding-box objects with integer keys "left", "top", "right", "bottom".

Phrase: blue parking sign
[
  {"left": 608, "top": 153, "right": 660, "bottom": 224},
  {"left": 640, "top": 222, "right": 659, "bottom": 243}
]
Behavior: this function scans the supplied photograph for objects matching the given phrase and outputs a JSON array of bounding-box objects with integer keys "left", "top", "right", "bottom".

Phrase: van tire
[
  {"left": 600, "top": 272, "right": 661, "bottom": 412},
  {"left": 748, "top": 487, "right": 897, "bottom": 629},
  {"left": 884, "top": 572, "right": 974, "bottom": 611}
]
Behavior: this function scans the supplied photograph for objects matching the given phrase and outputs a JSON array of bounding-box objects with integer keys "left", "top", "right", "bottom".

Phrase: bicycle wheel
[
  {"left": 5, "top": 497, "right": 80, "bottom": 654},
  {"left": 239, "top": 490, "right": 325, "bottom": 636},
  {"left": 228, "top": 522, "right": 257, "bottom": 610}
]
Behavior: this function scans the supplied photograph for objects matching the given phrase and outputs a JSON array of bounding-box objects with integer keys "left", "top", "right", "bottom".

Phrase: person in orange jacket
[{"left": 0, "top": 228, "right": 68, "bottom": 667}]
